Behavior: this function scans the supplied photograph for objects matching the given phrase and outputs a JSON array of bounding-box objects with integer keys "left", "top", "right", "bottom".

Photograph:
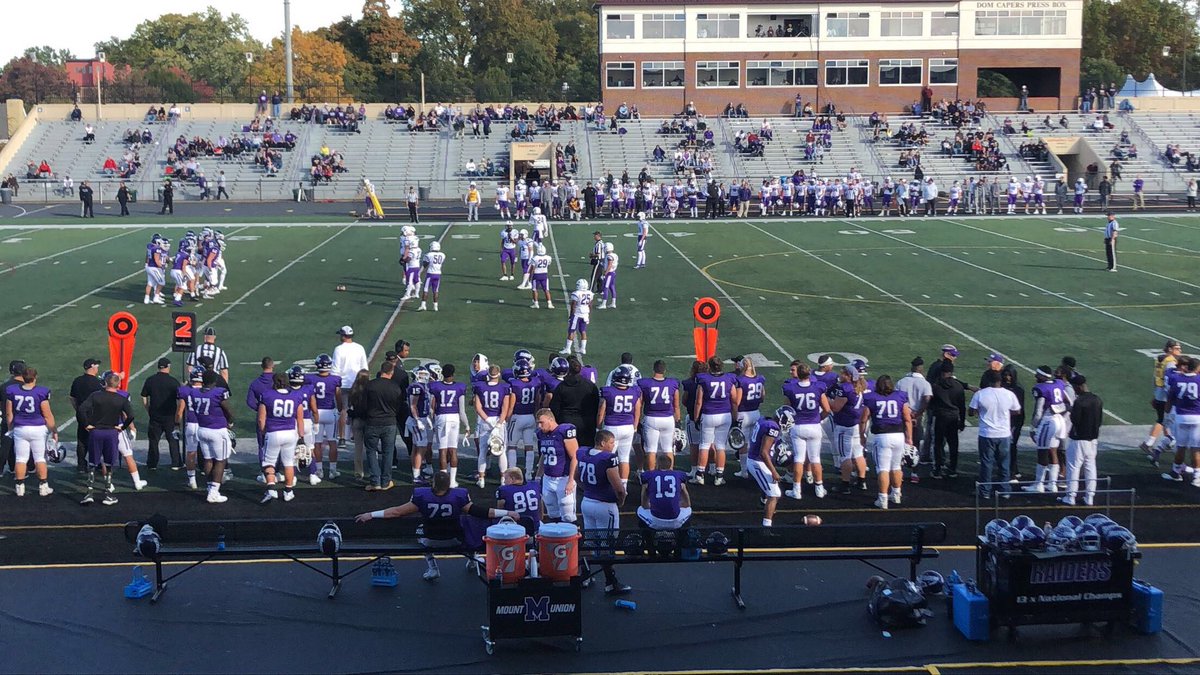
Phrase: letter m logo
[{"left": 524, "top": 595, "right": 551, "bottom": 622}]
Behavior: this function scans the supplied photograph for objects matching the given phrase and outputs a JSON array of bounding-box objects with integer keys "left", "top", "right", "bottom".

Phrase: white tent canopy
[{"left": 1116, "top": 73, "right": 1199, "bottom": 97}]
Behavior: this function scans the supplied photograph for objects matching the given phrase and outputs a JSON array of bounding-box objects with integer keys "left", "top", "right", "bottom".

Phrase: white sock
[
  {"left": 1143, "top": 435, "right": 1157, "bottom": 447},
  {"left": 762, "top": 518, "right": 772, "bottom": 527},
  {"left": 1048, "top": 465, "right": 1060, "bottom": 483},
  {"left": 449, "top": 467, "right": 457, "bottom": 483},
  {"left": 525, "top": 453, "right": 535, "bottom": 475},
  {"left": 131, "top": 471, "right": 141, "bottom": 484},
  {"left": 412, "top": 468, "right": 420, "bottom": 481},
  {"left": 1035, "top": 465, "right": 1046, "bottom": 485},
  {"left": 580, "top": 339, "right": 587, "bottom": 351},
  {"left": 564, "top": 340, "right": 573, "bottom": 352},
  {"left": 506, "top": 449, "right": 516, "bottom": 470}
]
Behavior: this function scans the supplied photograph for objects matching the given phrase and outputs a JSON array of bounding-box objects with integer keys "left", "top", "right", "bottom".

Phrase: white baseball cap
[{"left": 337, "top": 325, "right": 354, "bottom": 337}]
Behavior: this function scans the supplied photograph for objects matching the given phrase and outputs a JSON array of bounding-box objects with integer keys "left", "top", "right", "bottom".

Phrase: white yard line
[
  {"left": 367, "top": 222, "right": 454, "bottom": 363},
  {"left": 0, "top": 272, "right": 141, "bottom": 339},
  {"left": 545, "top": 221, "right": 574, "bottom": 307},
  {"left": 0, "top": 228, "right": 146, "bottom": 276},
  {"left": 748, "top": 221, "right": 1133, "bottom": 425},
  {"left": 12, "top": 205, "right": 59, "bottom": 218},
  {"left": 59, "top": 225, "right": 353, "bottom": 432},
  {"left": 949, "top": 218, "right": 1200, "bottom": 292},
  {"left": 852, "top": 221, "right": 1199, "bottom": 355},
  {"left": 651, "top": 222, "right": 794, "bottom": 362}
]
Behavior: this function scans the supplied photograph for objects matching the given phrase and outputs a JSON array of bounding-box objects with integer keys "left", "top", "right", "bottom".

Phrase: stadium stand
[
  {"left": 1122, "top": 112, "right": 1200, "bottom": 180},
  {"left": 6, "top": 121, "right": 130, "bottom": 198},
  {"left": 725, "top": 115, "right": 879, "bottom": 182}
]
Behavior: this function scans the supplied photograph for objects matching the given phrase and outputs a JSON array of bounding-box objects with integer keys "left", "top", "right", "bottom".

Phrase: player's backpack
[{"left": 868, "top": 576, "right": 933, "bottom": 629}]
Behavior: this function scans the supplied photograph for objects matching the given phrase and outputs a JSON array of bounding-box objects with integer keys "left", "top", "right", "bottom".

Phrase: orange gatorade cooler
[
  {"left": 537, "top": 522, "right": 580, "bottom": 581},
  {"left": 484, "top": 519, "right": 528, "bottom": 583}
]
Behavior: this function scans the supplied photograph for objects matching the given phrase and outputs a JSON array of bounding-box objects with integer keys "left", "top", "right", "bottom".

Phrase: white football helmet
[
  {"left": 637, "top": 211, "right": 646, "bottom": 219},
  {"left": 533, "top": 207, "right": 541, "bottom": 215},
  {"left": 576, "top": 279, "right": 589, "bottom": 291},
  {"left": 402, "top": 225, "right": 415, "bottom": 236},
  {"left": 519, "top": 228, "right": 529, "bottom": 238},
  {"left": 536, "top": 244, "right": 547, "bottom": 256},
  {"left": 295, "top": 442, "right": 312, "bottom": 467},
  {"left": 430, "top": 241, "right": 441, "bottom": 252},
  {"left": 604, "top": 242, "right": 614, "bottom": 253}
]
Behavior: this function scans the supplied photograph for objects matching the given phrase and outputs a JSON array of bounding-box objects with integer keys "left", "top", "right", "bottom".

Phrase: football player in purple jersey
[
  {"left": 257, "top": 372, "right": 307, "bottom": 503},
  {"left": 637, "top": 360, "right": 681, "bottom": 471},
  {"left": 830, "top": 364, "right": 872, "bottom": 493},
  {"left": 1027, "top": 366, "right": 1071, "bottom": 493},
  {"left": 732, "top": 358, "right": 766, "bottom": 480},
  {"left": 187, "top": 370, "right": 235, "bottom": 503},
  {"left": 506, "top": 360, "right": 542, "bottom": 476},
  {"left": 638, "top": 452, "right": 693, "bottom": 529},
  {"left": 305, "top": 354, "right": 343, "bottom": 479},
  {"left": 780, "top": 363, "right": 832, "bottom": 499},
  {"left": 535, "top": 408, "right": 579, "bottom": 524},
  {"left": 429, "top": 364, "right": 470, "bottom": 488},
  {"left": 693, "top": 357, "right": 739, "bottom": 486},
  {"left": 860, "top": 375, "right": 913, "bottom": 510},
  {"left": 577, "top": 429, "right": 631, "bottom": 594},
  {"left": 356, "top": 470, "right": 471, "bottom": 581},
  {"left": 472, "top": 365, "right": 511, "bottom": 487},
  {"left": 3, "top": 366, "right": 57, "bottom": 497}
]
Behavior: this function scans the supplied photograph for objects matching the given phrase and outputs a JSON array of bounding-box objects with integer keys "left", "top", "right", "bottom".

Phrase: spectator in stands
[
  {"left": 271, "top": 92, "right": 282, "bottom": 118},
  {"left": 1187, "top": 179, "right": 1196, "bottom": 211},
  {"left": 1109, "top": 158, "right": 1123, "bottom": 183},
  {"left": 196, "top": 172, "right": 210, "bottom": 200},
  {"left": 1098, "top": 176, "right": 1113, "bottom": 210},
  {"left": 60, "top": 175, "right": 74, "bottom": 196},
  {"left": 102, "top": 157, "right": 118, "bottom": 176},
  {"left": 3, "top": 174, "right": 18, "bottom": 197},
  {"left": 83, "top": 123, "right": 95, "bottom": 143},
  {"left": 1127, "top": 143, "right": 1138, "bottom": 159},
  {"left": 465, "top": 159, "right": 478, "bottom": 177},
  {"left": 168, "top": 104, "right": 181, "bottom": 121},
  {"left": 71, "top": 105, "right": 82, "bottom": 122},
  {"left": 257, "top": 91, "right": 268, "bottom": 115},
  {"left": 36, "top": 160, "right": 51, "bottom": 179}
]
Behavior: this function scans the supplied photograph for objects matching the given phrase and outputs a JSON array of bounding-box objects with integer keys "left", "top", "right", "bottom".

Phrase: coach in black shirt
[
  {"left": 362, "top": 362, "right": 404, "bottom": 491},
  {"left": 77, "top": 372, "right": 136, "bottom": 504},
  {"left": 1, "top": 359, "right": 27, "bottom": 474},
  {"left": 549, "top": 357, "right": 600, "bottom": 446},
  {"left": 70, "top": 358, "right": 104, "bottom": 471},
  {"left": 928, "top": 363, "right": 966, "bottom": 478},
  {"left": 140, "top": 357, "right": 182, "bottom": 469}
]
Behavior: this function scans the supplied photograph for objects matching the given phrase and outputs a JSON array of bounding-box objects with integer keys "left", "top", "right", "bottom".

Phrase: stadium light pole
[
  {"left": 391, "top": 52, "right": 399, "bottom": 102},
  {"left": 1163, "top": 45, "right": 1188, "bottom": 96},
  {"left": 96, "top": 51, "right": 105, "bottom": 121},
  {"left": 284, "top": 0, "right": 294, "bottom": 103},
  {"left": 245, "top": 52, "right": 255, "bottom": 104}
]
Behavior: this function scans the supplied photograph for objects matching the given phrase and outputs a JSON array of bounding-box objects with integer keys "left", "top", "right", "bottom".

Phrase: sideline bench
[
  {"left": 579, "top": 522, "right": 947, "bottom": 609},
  {"left": 123, "top": 516, "right": 478, "bottom": 603}
]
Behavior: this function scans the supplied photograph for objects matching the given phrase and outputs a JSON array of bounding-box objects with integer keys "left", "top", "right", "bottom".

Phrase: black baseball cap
[
  {"left": 203, "top": 327, "right": 217, "bottom": 337},
  {"left": 82, "top": 358, "right": 101, "bottom": 369},
  {"left": 157, "top": 357, "right": 172, "bottom": 369}
]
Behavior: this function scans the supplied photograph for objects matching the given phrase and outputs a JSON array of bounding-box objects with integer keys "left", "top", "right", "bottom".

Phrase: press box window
[
  {"left": 929, "top": 58, "right": 958, "bottom": 84},
  {"left": 605, "top": 14, "right": 635, "bottom": 39},
  {"left": 696, "top": 61, "right": 741, "bottom": 87},
  {"left": 746, "top": 60, "right": 818, "bottom": 87},
  {"left": 643, "top": 13, "right": 685, "bottom": 39},
  {"left": 881, "top": 12, "right": 923, "bottom": 37},
  {"left": 825, "top": 59, "right": 869, "bottom": 86},
  {"left": 606, "top": 62, "right": 635, "bottom": 88},
  {"left": 696, "top": 13, "right": 740, "bottom": 38},
  {"left": 643, "top": 61, "right": 685, "bottom": 87},
  {"left": 825, "top": 13, "right": 869, "bottom": 38},
  {"left": 931, "top": 11, "right": 959, "bottom": 36},
  {"left": 879, "top": 59, "right": 922, "bottom": 85}
]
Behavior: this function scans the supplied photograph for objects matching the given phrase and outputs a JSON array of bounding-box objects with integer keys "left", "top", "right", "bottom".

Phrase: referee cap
[
  {"left": 203, "top": 327, "right": 217, "bottom": 337},
  {"left": 940, "top": 344, "right": 959, "bottom": 357}
]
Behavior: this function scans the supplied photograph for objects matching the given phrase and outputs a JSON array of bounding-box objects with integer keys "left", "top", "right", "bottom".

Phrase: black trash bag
[{"left": 868, "top": 577, "right": 933, "bottom": 629}]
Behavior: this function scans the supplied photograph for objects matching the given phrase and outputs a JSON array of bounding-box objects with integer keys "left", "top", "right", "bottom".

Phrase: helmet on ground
[
  {"left": 315, "top": 353, "right": 333, "bottom": 371},
  {"left": 705, "top": 531, "right": 730, "bottom": 556},
  {"left": 918, "top": 570, "right": 945, "bottom": 595}
]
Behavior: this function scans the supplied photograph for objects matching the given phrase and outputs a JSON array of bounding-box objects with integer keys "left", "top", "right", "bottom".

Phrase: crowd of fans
[
  {"left": 309, "top": 142, "right": 349, "bottom": 185},
  {"left": 287, "top": 104, "right": 366, "bottom": 132}
]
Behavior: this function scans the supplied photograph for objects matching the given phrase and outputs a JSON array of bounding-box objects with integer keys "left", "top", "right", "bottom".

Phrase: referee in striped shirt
[
  {"left": 1104, "top": 211, "right": 1121, "bottom": 272},
  {"left": 589, "top": 231, "right": 605, "bottom": 291},
  {"left": 187, "top": 327, "right": 230, "bottom": 382}
]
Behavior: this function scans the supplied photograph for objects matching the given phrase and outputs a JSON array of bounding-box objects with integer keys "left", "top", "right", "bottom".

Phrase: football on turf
[
  {"left": 335, "top": 284, "right": 347, "bottom": 292},
  {"left": 803, "top": 515, "right": 822, "bottom": 526}
]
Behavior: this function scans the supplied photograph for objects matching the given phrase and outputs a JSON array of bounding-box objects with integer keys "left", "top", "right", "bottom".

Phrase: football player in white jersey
[
  {"left": 496, "top": 183, "right": 511, "bottom": 219},
  {"left": 562, "top": 279, "right": 593, "bottom": 355},
  {"left": 403, "top": 242, "right": 423, "bottom": 300},
  {"left": 499, "top": 221, "right": 518, "bottom": 281},
  {"left": 417, "top": 241, "right": 446, "bottom": 312},
  {"left": 529, "top": 244, "right": 554, "bottom": 309},
  {"left": 516, "top": 229, "right": 534, "bottom": 289},
  {"left": 529, "top": 207, "right": 548, "bottom": 244},
  {"left": 597, "top": 243, "right": 619, "bottom": 309},
  {"left": 635, "top": 213, "right": 648, "bottom": 269}
]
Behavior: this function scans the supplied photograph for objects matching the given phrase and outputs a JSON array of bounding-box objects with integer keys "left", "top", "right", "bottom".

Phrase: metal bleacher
[
  {"left": 1073, "top": 112, "right": 1175, "bottom": 194},
  {"left": 1, "top": 120, "right": 130, "bottom": 199},
  {"left": 1123, "top": 112, "right": 1200, "bottom": 184},
  {"left": 306, "top": 120, "right": 442, "bottom": 199},
  {"left": 724, "top": 116, "right": 877, "bottom": 182}
]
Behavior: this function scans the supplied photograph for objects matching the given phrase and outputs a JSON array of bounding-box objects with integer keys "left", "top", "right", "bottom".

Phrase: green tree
[
  {"left": 0, "top": 57, "right": 74, "bottom": 103},
  {"left": 22, "top": 46, "right": 75, "bottom": 67},
  {"left": 319, "top": 1, "right": 421, "bottom": 101},
  {"left": 95, "top": 8, "right": 263, "bottom": 100},
  {"left": 1081, "top": 0, "right": 1198, "bottom": 90}
]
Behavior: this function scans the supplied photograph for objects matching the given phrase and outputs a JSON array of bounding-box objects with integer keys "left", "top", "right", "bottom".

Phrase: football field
[{"left": 2, "top": 213, "right": 1197, "bottom": 435}]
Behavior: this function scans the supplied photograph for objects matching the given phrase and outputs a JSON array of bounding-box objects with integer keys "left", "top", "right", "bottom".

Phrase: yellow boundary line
[
  {"left": 0, "top": 542, "right": 1194, "bottom": 571},
  {"left": 577, "top": 659, "right": 1200, "bottom": 675}
]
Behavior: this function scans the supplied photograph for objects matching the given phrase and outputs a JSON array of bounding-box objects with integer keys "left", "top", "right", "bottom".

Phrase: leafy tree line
[
  {"left": 0, "top": 1, "right": 598, "bottom": 104},
  {"left": 0, "top": 0, "right": 1195, "bottom": 104}
]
